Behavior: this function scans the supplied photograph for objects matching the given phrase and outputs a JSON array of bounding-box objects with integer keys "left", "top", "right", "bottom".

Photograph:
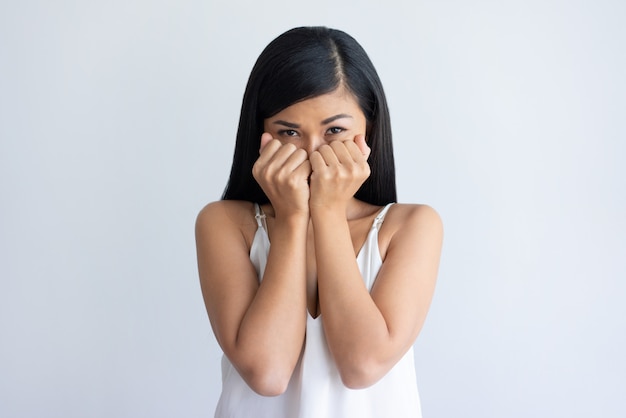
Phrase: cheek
[
  {"left": 334, "top": 132, "right": 355, "bottom": 142},
  {"left": 271, "top": 134, "right": 302, "bottom": 148}
]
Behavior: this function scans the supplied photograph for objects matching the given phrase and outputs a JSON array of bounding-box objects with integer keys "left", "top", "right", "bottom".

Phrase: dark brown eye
[
  {"left": 279, "top": 129, "right": 299, "bottom": 137},
  {"left": 327, "top": 127, "right": 345, "bottom": 135}
]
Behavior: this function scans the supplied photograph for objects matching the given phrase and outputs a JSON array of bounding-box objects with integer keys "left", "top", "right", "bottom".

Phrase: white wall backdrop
[{"left": 1, "top": 1, "right": 624, "bottom": 417}]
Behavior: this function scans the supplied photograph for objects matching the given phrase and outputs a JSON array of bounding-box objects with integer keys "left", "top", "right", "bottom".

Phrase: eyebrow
[
  {"left": 272, "top": 114, "right": 353, "bottom": 129},
  {"left": 321, "top": 114, "right": 353, "bottom": 125},
  {"left": 273, "top": 120, "right": 300, "bottom": 129}
]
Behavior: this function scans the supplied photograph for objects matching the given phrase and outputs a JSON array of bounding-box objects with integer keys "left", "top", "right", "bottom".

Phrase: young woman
[{"left": 196, "top": 26, "right": 443, "bottom": 418}]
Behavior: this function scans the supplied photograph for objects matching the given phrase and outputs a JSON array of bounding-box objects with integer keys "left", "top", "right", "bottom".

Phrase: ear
[
  {"left": 354, "top": 134, "right": 371, "bottom": 159},
  {"left": 259, "top": 132, "right": 273, "bottom": 153}
]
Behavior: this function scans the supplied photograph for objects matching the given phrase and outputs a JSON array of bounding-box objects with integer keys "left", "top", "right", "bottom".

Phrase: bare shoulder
[
  {"left": 386, "top": 203, "right": 443, "bottom": 232},
  {"left": 196, "top": 200, "right": 256, "bottom": 226},
  {"left": 195, "top": 200, "right": 258, "bottom": 246},
  {"left": 379, "top": 203, "right": 443, "bottom": 256}
]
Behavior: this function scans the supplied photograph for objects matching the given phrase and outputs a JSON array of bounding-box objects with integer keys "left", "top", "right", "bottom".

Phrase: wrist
[
  {"left": 273, "top": 209, "right": 310, "bottom": 227},
  {"left": 309, "top": 204, "right": 347, "bottom": 223}
]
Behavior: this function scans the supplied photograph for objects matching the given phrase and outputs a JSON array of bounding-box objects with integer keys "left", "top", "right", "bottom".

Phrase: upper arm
[
  {"left": 371, "top": 204, "right": 443, "bottom": 357},
  {"left": 195, "top": 201, "right": 260, "bottom": 353}
]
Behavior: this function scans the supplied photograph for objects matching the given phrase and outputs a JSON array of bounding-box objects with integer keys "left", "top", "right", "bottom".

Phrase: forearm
[
  {"left": 312, "top": 209, "right": 395, "bottom": 386},
  {"left": 235, "top": 214, "right": 308, "bottom": 392}
]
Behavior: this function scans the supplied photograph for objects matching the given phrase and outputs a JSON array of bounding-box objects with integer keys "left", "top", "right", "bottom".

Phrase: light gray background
[{"left": 1, "top": 1, "right": 624, "bottom": 417}]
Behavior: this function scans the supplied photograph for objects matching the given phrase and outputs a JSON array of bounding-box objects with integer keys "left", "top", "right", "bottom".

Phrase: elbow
[
  {"left": 222, "top": 339, "right": 300, "bottom": 396},
  {"left": 246, "top": 374, "right": 290, "bottom": 397},
  {"left": 240, "top": 363, "right": 293, "bottom": 396},
  {"left": 337, "top": 358, "right": 387, "bottom": 389}
]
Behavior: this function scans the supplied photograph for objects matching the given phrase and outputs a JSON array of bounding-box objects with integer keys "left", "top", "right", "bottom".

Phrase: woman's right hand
[{"left": 252, "top": 132, "right": 312, "bottom": 218}]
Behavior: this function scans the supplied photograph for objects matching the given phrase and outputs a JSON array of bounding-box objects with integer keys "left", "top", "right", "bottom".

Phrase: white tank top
[{"left": 214, "top": 203, "right": 422, "bottom": 418}]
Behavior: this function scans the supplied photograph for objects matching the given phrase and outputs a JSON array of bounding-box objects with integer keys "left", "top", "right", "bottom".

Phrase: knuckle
[{"left": 252, "top": 163, "right": 262, "bottom": 178}]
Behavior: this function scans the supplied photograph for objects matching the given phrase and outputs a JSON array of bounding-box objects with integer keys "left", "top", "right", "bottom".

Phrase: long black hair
[{"left": 222, "top": 26, "right": 397, "bottom": 205}]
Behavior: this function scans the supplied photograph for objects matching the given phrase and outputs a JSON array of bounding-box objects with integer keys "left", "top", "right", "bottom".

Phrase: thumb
[
  {"left": 354, "top": 134, "right": 371, "bottom": 159},
  {"left": 259, "top": 132, "right": 274, "bottom": 154}
]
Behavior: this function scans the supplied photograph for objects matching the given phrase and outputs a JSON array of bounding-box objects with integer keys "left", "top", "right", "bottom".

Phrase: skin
[{"left": 195, "top": 87, "right": 443, "bottom": 395}]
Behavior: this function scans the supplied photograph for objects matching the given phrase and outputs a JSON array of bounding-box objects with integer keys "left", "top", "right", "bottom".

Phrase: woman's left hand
[{"left": 309, "top": 134, "right": 371, "bottom": 212}]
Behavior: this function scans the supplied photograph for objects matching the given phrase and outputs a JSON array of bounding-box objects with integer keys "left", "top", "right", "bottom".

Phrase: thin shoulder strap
[
  {"left": 373, "top": 203, "right": 395, "bottom": 229},
  {"left": 254, "top": 203, "right": 267, "bottom": 229}
]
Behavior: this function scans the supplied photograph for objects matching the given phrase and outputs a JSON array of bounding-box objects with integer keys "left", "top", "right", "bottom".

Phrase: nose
[{"left": 301, "top": 135, "right": 325, "bottom": 155}]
